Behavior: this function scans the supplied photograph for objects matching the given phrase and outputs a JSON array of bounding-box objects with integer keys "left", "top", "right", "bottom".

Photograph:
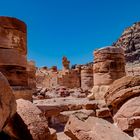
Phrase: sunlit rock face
[
  {"left": 113, "top": 22, "right": 140, "bottom": 65},
  {"left": 113, "top": 22, "right": 140, "bottom": 76},
  {"left": 0, "top": 16, "right": 32, "bottom": 101}
]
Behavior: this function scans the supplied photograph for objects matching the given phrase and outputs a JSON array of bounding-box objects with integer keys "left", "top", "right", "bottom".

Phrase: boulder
[
  {"left": 4, "top": 99, "right": 51, "bottom": 140},
  {"left": 0, "top": 72, "right": 16, "bottom": 131},
  {"left": 134, "top": 128, "right": 140, "bottom": 140},
  {"left": 88, "top": 85, "right": 109, "bottom": 100},
  {"left": 105, "top": 75, "right": 140, "bottom": 109},
  {"left": 114, "top": 96, "right": 140, "bottom": 131},
  {"left": 64, "top": 115, "right": 133, "bottom": 140}
]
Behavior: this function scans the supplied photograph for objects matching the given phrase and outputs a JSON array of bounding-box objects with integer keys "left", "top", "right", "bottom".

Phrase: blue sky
[{"left": 0, "top": 0, "right": 140, "bottom": 68}]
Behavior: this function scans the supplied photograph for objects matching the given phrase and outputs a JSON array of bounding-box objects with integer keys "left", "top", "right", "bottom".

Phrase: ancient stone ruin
[
  {"left": 0, "top": 16, "right": 140, "bottom": 140},
  {"left": 0, "top": 16, "right": 34, "bottom": 101},
  {"left": 36, "top": 57, "right": 92, "bottom": 90},
  {"left": 88, "top": 46, "right": 126, "bottom": 100}
]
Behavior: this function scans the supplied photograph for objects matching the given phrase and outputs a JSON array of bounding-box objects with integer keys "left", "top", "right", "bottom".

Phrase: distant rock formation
[
  {"left": 113, "top": 22, "right": 140, "bottom": 65},
  {"left": 113, "top": 22, "right": 140, "bottom": 76}
]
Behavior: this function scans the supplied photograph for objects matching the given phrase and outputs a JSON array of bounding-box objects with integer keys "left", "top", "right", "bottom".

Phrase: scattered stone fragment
[{"left": 64, "top": 115, "right": 133, "bottom": 140}]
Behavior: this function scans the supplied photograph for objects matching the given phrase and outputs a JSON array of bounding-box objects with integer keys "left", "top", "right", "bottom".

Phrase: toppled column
[
  {"left": 88, "top": 46, "right": 126, "bottom": 100},
  {"left": 81, "top": 65, "right": 93, "bottom": 90},
  {"left": 0, "top": 16, "right": 32, "bottom": 101},
  {"left": 62, "top": 56, "right": 70, "bottom": 71}
]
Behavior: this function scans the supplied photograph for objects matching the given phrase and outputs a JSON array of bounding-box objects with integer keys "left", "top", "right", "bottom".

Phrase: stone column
[
  {"left": 0, "top": 16, "right": 32, "bottom": 101},
  {"left": 62, "top": 56, "right": 70, "bottom": 71},
  {"left": 88, "top": 46, "right": 126, "bottom": 100},
  {"left": 81, "top": 65, "right": 93, "bottom": 91},
  {"left": 27, "top": 61, "right": 36, "bottom": 90}
]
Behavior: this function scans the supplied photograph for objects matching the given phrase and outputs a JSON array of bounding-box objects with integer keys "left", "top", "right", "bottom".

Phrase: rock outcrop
[
  {"left": 113, "top": 22, "right": 140, "bottom": 76},
  {"left": 0, "top": 72, "right": 16, "bottom": 131},
  {"left": 113, "top": 22, "right": 140, "bottom": 65},
  {"left": 105, "top": 75, "right": 140, "bottom": 110}
]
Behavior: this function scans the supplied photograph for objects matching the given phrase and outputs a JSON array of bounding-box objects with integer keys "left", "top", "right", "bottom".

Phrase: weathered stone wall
[
  {"left": 36, "top": 68, "right": 80, "bottom": 89},
  {"left": 0, "top": 16, "right": 32, "bottom": 101},
  {"left": 58, "top": 69, "right": 80, "bottom": 88},
  {"left": 36, "top": 57, "right": 81, "bottom": 89}
]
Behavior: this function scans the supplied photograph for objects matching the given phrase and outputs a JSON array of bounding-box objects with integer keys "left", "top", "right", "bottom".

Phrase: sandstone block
[
  {"left": 64, "top": 115, "right": 133, "bottom": 140},
  {"left": 0, "top": 72, "right": 16, "bottom": 131},
  {"left": 0, "top": 48, "right": 27, "bottom": 67},
  {"left": 4, "top": 99, "right": 51, "bottom": 140},
  {"left": 113, "top": 96, "right": 140, "bottom": 131},
  {"left": 105, "top": 75, "right": 140, "bottom": 109},
  {"left": 0, "top": 16, "right": 27, "bottom": 54},
  {"left": 0, "top": 66, "right": 28, "bottom": 86}
]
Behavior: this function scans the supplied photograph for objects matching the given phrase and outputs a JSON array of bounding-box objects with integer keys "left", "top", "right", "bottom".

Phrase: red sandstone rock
[
  {"left": 51, "top": 109, "right": 95, "bottom": 125},
  {"left": 0, "top": 16, "right": 32, "bottom": 101},
  {"left": 64, "top": 115, "right": 133, "bottom": 140},
  {"left": 0, "top": 72, "right": 16, "bottom": 131},
  {"left": 49, "top": 128, "right": 57, "bottom": 140},
  {"left": 81, "top": 65, "right": 93, "bottom": 90},
  {"left": 27, "top": 61, "right": 36, "bottom": 90},
  {"left": 4, "top": 99, "right": 51, "bottom": 140},
  {"left": 113, "top": 22, "right": 140, "bottom": 65},
  {"left": 113, "top": 96, "right": 140, "bottom": 131},
  {"left": 105, "top": 75, "right": 140, "bottom": 109},
  {"left": 0, "top": 66, "right": 28, "bottom": 86},
  {"left": 62, "top": 56, "right": 70, "bottom": 70},
  {"left": 96, "top": 107, "right": 112, "bottom": 118},
  {"left": 93, "top": 46, "right": 125, "bottom": 86},
  {"left": 88, "top": 46, "right": 126, "bottom": 100},
  {"left": 88, "top": 85, "right": 109, "bottom": 100},
  {"left": 134, "top": 128, "right": 140, "bottom": 140},
  {"left": 0, "top": 16, "right": 27, "bottom": 54}
]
